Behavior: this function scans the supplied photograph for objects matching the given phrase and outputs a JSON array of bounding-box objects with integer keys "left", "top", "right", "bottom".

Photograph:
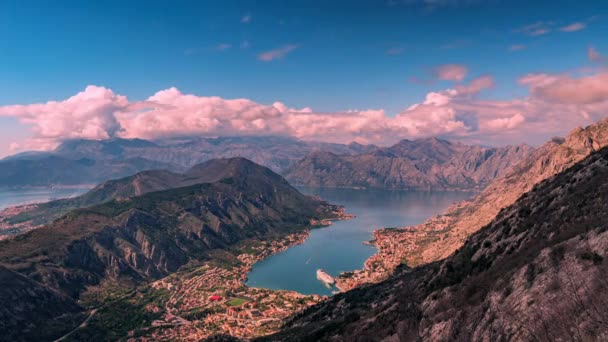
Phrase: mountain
[
  {"left": 284, "top": 138, "right": 534, "bottom": 190},
  {"left": 395, "top": 118, "right": 608, "bottom": 266},
  {"left": 1, "top": 158, "right": 331, "bottom": 234},
  {"left": 0, "top": 266, "right": 85, "bottom": 342},
  {"left": 267, "top": 144, "right": 608, "bottom": 341},
  {"left": 0, "top": 158, "right": 340, "bottom": 341},
  {"left": 0, "top": 136, "right": 375, "bottom": 187}
]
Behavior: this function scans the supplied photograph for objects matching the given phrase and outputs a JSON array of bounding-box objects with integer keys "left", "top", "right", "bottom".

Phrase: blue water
[
  {"left": 0, "top": 188, "right": 90, "bottom": 210},
  {"left": 246, "top": 187, "right": 474, "bottom": 295}
]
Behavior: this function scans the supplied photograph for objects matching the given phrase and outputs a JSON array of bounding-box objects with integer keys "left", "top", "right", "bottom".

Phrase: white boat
[{"left": 316, "top": 269, "right": 335, "bottom": 284}]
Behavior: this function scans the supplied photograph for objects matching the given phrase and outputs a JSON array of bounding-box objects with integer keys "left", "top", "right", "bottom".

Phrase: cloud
[
  {"left": 385, "top": 47, "right": 405, "bottom": 55},
  {"left": 516, "top": 21, "right": 553, "bottom": 36},
  {"left": 258, "top": 45, "right": 298, "bottom": 62},
  {"left": 215, "top": 43, "right": 232, "bottom": 51},
  {"left": 0, "top": 86, "right": 127, "bottom": 150},
  {"left": 241, "top": 14, "right": 252, "bottom": 24},
  {"left": 520, "top": 72, "right": 608, "bottom": 104},
  {"left": 588, "top": 46, "right": 603, "bottom": 62},
  {"left": 560, "top": 22, "right": 586, "bottom": 32},
  {"left": 454, "top": 75, "right": 495, "bottom": 96},
  {"left": 3, "top": 67, "right": 608, "bottom": 153},
  {"left": 433, "top": 64, "right": 468, "bottom": 82},
  {"left": 509, "top": 44, "right": 526, "bottom": 51}
]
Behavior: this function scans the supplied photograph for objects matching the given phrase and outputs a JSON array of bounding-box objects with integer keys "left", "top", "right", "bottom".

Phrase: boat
[{"left": 316, "top": 269, "right": 335, "bottom": 284}]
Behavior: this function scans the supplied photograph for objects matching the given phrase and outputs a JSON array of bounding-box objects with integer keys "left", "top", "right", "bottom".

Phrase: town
[{"left": 126, "top": 231, "right": 325, "bottom": 340}]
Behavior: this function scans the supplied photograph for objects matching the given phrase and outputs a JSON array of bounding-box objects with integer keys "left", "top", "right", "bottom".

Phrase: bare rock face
[
  {"left": 268, "top": 142, "right": 608, "bottom": 342},
  {"left": 399, "top": 118, "right": 608, "bottom": 265},
  {"left": 284, "top": 138, "right": 534, "bottom": 191}
]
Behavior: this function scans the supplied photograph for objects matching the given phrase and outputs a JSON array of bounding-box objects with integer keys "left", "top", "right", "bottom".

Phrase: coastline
[
  {"left": 116, "top": 208, "right": 355, "bottom": 340},
  {"left": 334, "top": 200, "right": 469, "bottom": 292}
]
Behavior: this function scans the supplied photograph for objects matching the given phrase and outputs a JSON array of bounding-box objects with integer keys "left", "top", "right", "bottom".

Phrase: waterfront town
[
  {"left": 335, "top": 201, "right": 465, "bottom": 291},
  {"left": 125, "top": 209, "right": 356, "bottom": 341},
  {"left": 0, "top": 203, "right": 39, "bottom": 240}
]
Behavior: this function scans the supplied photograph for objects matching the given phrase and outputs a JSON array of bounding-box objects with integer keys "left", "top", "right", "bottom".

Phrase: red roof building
[{"left": 208, "top": 295, "right": 223, "bottom": 301}]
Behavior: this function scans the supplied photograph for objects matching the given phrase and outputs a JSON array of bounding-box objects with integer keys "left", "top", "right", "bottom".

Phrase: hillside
[
  {"left": 393, "top": 118, "right": 608, "bottom": 267},
  {"left": 284, "top": 138, "right": 533, "bottom": 190},
  {"left": 267, "top": 143, "right": 608, "bottom": 341},
  {"left": 0, "top": 266, "right": 85, "bottom": 342},
  {"left": 0, "top": 158, "right": 328, "bottom": 235},
  {"left": 0, "top": 158, "right": 340, "bottom": 341}
]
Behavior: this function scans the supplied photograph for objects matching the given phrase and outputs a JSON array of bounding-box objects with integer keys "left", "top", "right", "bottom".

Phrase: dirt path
[{"left": 54, "top": 309, "right": 98, "bottom": 342}]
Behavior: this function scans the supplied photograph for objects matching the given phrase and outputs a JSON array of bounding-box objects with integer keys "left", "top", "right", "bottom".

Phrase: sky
[{"left": 0, "top": 0, "right": 607, "bottom": 156}]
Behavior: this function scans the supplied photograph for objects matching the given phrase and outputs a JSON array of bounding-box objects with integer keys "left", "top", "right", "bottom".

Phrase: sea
[
  {"left": 0, "top": 187, "right": 90, "bottom": 210},
  {"left": 245, "top": 187, "right": 474, "bottom": 295}
]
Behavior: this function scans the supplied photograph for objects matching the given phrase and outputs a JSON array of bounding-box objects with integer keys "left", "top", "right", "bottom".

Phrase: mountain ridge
[
  {"left": 284, "top": 138, "right": 534, "bottom": 190},
  {"left": 266, "top": 140, "right": 608, "bottom": 342},
  {"left": 0, "top": 158, "right": 341, "bottom": 341}
]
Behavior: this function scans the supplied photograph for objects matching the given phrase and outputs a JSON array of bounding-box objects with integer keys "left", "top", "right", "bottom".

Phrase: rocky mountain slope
[
  {"left": 0, "top": 158, "right": 340, "bottom": 341},
  {"left": 267, "top": 143, "right": 608, "bottom": 341},
  {"left": 394, "top": 118, "right": 608, "bottom": 267},
  {"left": 0, "top": 266, "right": 85, "bottom": 342},
  {"left": 1, "top": 158, "right": 300, "bottom": 232},
  {"left": 0, "top": 136, "right": 374, "bottom": 187},
  {"left": 284, "top": 138, "right": 533, "bottom": 190}
]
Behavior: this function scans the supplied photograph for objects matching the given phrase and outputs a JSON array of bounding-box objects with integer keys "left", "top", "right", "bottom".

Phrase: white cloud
[{"left": 258, "top": 45, "right": 298, "bottom": 62}]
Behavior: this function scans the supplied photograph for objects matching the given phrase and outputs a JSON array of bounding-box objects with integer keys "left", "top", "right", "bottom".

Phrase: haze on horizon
[{"left": 0, "top": 0, "right": 607, "bottom": 157}]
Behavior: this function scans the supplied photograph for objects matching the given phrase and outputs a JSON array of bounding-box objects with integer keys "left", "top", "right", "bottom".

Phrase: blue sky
[{"left": 0, "top": 0, "right": 607, "bottom": 156}]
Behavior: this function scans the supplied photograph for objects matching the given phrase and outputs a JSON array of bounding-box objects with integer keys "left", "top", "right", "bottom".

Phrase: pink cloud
[
  {"left": 215, "top": 43, "right": 232, "bottom": 51},
  {"left": 0, "top": 86, "right": 127, "bottom": 150},
  {"left": 454, "top": 75, "right": 494, "bottom": 96},
  {"left": 258, "top": 45, "right": 298, "bottom": 62},
  {"left": 516, "top": 21, "right": 553, "bottom": 36},
  {"left": 433, "top": 64, "right": 468, "bottom": 82},
  {"left": 560, "top": 22, "right": 586, "bottom": 32},
  {"left": 385, "top": 47, "right": 405, "bottom": 55},
  {"left": 588, "top": 46, "right": 603, "bottom": 62},
  {"left": 509, "top": 44, "right": 526, "bottom": 52},
  {"left": 520, "top": 72, "right": 608, "bottom": 104},
  {"left": 3, "top": 65, "right": 608, "bottom": 153}
]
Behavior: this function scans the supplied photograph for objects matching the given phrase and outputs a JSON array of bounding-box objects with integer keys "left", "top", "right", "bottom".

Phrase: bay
[
  {"left": 246, "top": 187, "right": 474, "bottom": 295},
  {"left": 0, "top": 187, "right": 90, "bottom": 210}
]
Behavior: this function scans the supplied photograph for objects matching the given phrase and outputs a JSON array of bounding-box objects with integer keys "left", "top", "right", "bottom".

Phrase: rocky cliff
[
  {"left": 399, "top": 118, "right": 608, "bottom": 266},
  {"left": 284, "top": 138, "right": 533, "bottom": 190},
  {"left": 267, "top": 143, "right": 608, "bottom": 341}
]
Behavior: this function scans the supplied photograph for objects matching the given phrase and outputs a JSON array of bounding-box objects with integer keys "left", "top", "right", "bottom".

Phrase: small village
[
  {"left": 129, "top": 231, "right": 326, "bottom": 340},
  {"left": 335, "top": 202, "right": 465, "bottom": 291},
  {"left": 0, "top": 203, "right": 38, "bottom": 240}
]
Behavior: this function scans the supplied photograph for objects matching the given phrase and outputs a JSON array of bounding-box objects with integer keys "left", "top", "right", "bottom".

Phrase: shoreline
[
  {"left": 334, "top": 200, "right": 469, "bottom": 292},
  {"left": 133, "top": 208, "right": 355, "bottom": 340}
]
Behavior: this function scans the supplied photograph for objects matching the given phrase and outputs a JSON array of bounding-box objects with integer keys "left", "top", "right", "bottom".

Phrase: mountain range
[
  {"left": 395, "top": 118, "right": 608, "bottom": 267},
  {"left": 0, "top": 136, "right": 375, "bottom": 188},
  {"left": 0, "top": 136, "right": 533, "bottom": 192},
  {"left": 267, "top": 138, "right": 608, "bottom": 341},
  {"left": 0, "top": 158, "right": 340, "bottom": 341},
  {"left": 284, "top": 138, "right": 533, "bottom": 191}
]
